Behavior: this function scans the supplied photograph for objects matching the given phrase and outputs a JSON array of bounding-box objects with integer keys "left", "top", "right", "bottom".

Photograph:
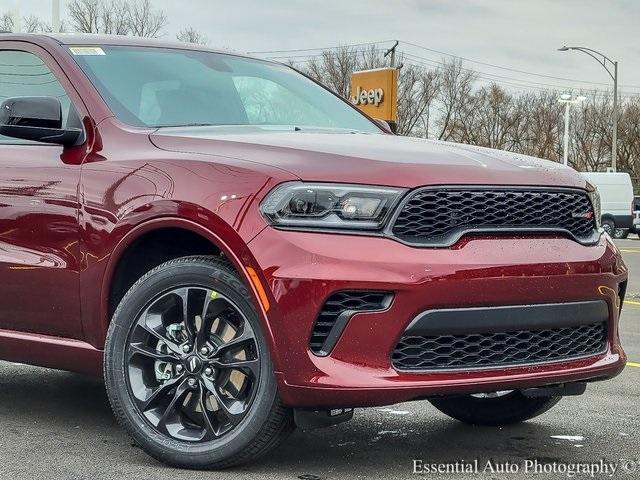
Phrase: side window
[{"left": 0, "top": 50, "right": 74, "bottom": 144}]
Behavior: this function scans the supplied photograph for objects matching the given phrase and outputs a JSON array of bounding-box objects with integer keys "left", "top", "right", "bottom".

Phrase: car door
[{"left": 0, "top": 44, "right": 85, "bottom": 338}]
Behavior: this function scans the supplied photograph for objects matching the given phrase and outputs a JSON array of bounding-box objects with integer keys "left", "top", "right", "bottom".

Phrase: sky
[{"left": 2, "top": 0, "right": 639, "bottom": 97}]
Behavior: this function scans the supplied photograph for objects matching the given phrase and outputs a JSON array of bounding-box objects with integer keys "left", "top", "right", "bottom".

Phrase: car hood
[{"left": 150, "top": 127, "right": 589, "bottom": 189}]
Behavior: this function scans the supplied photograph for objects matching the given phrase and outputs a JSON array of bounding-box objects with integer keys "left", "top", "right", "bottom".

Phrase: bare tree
[
  {"left": 447, "top": 84, "right": 525, "bottom": 150},
  {"left": 573, "top": 95, "right": 614, "bottom": 171},
  {"left": 22, "top": 15, "right": 65, "bottom": 33},
  {"left": 101, "top": 0, "right": 130, "bottom": 35},
  {"left": 304, "top": 46, "right": 362, "bottom": 98},
  {"left": 177, "top": 27, "right": 208, "bottom": 45},
  {"left": 0, "top": 12, "right": 14, "bottom": 32},
  {"left": 67, "top": 0, "right": 165, "bottom": 37},
  {"left": 519, "top": 92, "right": 562, "bottom": 161},
  {"left": 396, "top": 65, "right": 441, "bottom": 136},
  {"left": 128, "top": 0, "right": 167, "bottom": 38},
  {"left": 436, "top": 59, "right": 477, "bottom": 140},
  {"left": 67, "top": 0, "right": 101, "bottom": 33},
  {"left": 617, "top": 99, "right": 640, "bottom": 176}
]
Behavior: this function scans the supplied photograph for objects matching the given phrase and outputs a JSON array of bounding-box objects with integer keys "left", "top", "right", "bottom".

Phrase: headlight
[
  {"left": 260, "top": 182, "right": 407, "bottom": 230},
  {"left": 587, "top": 185, "right": 601, "bottom": 229}
]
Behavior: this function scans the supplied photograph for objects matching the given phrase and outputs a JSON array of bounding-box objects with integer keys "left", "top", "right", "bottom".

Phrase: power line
[
  {"left": 248, "top": 40, "right": 392, "bottom": 55},
  {"left": 402, "top": 52, "right": 577, "bottom": 90},
  {"left": 264, "top": 49, "right": 388, "bottom": 61},
  {"left": 282, "top": 56, "right": 640, "bottom": 99},
  {"left": 264, "top": 50, "right": 390, "bottom": 63},
  {"left": 399, "top": 40, "right": 640, "bottom": 90},
  {"left": 272, "top": 50, "right": 640, "bottom": 98},
  {"left": 251, "top": 39, "right": 640, "bottom": 90},
  {"left": 400, "top": 53, "right": 640, "bottom": 97}
]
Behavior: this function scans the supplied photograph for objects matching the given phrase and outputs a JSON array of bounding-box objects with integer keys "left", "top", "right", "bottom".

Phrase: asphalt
[{"left": 1, "top": 241, "right": 639, "bottom": 480}]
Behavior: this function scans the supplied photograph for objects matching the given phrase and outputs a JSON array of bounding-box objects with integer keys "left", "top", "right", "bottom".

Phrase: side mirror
[
  {"left": 0, "top": 96, "right": 83, "bottom": 146},
  {"left": 373, "top": 118, "right": 395, "bottom": 134}
]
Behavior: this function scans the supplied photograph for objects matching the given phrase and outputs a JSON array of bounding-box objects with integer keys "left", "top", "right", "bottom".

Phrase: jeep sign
[
  {"left": 351, "top": 87, "right": 384, "bottom": 107},
  {"left": 350, "top": 67, "right": 398, "bottom": 125}
]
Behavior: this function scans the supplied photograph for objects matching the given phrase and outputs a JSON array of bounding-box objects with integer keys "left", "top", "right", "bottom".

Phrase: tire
[
  {"left": 104, "top": 255, "right": 293, "bottom": 469},
  {"left": 612, "top": 228, "right": 629, "bottom": 239},
  {"left": 429, "top": 391, "right": 562, "bottom": 426},
  {"left": 601, "top": 219, "right": 615, "bottom": 236}
]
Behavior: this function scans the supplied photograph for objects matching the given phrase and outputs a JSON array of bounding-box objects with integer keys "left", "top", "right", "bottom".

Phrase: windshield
[{"left": 70, "top": 45, "right": 379, "bottom": 132}]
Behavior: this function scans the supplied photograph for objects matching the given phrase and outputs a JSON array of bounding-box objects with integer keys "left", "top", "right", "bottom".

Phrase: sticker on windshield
[{"left": 69, "top": 46, "right": 105, "bottom": 56}]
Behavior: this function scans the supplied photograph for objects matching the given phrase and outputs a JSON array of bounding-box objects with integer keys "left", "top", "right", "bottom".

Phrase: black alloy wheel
[
  {"left": 105, "top": 256, "right": 293, "bottom": 469},
  {"left": 126, "top": 286, "right": 260, "bottom": 442}
]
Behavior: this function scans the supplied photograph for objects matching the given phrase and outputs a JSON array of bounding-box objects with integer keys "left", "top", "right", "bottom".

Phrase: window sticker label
[{"left": 69, "top": 46, "right": 106, "bottom": 56}]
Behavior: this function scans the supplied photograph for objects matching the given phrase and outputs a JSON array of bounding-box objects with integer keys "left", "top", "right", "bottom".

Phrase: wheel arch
[
  {"left": 92, "top": 216, "right": 278, "bottom": 370},
  {"left": 601, "top": 213, "right": 616, "bottom": 225}
]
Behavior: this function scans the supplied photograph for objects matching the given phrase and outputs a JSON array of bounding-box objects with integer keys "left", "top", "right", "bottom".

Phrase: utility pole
[
  {"left": 558, "top": 94, "right": 586, "bottom": 166},
  {"left": 558, "top": 46, "right": 619, "bottom": 171},
  {"left": 52, "top": 0, "right": 61, "bottom": 33},
  {"left": 384, "top": 40, "right": 399, "bottom": 68}
]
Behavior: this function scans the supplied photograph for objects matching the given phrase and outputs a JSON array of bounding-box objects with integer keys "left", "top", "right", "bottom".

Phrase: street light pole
[
  {"left": 612, "top": 60, "right": 618, "bottom": 171},
  {"left": 558, "top": 94, "right": 586, "bottom": 166},
  {"left": 52, "top": 0, "right": 60, "bottom": 33},
  {"left": 13, "top": 4, "right": 20, "bottom": 32},
  {"left": 558, "top": 46, "right": 619, "bottom": 171}
]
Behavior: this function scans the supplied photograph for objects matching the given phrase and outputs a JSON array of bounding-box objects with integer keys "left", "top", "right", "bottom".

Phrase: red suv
[{"left": 0, "top": 34, "right": 627, "bottom": 469}]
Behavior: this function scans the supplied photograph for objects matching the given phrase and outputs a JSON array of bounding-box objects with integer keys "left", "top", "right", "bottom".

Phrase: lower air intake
[{"left": 310, "top": 291, "right": 392, "bottom": 356}]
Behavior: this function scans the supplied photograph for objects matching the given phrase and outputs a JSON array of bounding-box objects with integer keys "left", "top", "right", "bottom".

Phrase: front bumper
[{"left": 248, "top": 228, "right": 627, "bottom": 408}]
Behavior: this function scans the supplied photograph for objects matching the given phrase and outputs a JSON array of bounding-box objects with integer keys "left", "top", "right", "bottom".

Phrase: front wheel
[
  {"left": 601, "top": 219, "right": 615, "bottom": 236},
  {"left": 104, "top": 256, "right": 293, "bottom": 469},
  {"left": 612, "top": 228, "right": 629, "bottom": 239},
  {"left": 429, "top": 391, "right": 561, "bottom": 426}
]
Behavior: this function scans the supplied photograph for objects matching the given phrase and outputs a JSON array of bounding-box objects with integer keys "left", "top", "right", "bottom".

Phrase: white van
[{"left": 581, "top": 172, "right": 634, "bottom": 238}]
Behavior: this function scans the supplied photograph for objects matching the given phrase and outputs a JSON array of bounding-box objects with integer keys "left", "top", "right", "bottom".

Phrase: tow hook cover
[{"left": 521, "top": 382, "right": 587, "bottom": 398}]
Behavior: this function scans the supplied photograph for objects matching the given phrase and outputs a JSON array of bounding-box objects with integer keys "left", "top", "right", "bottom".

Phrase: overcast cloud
[{"left": 3, "top": 0, "right": 639, "bottom": 95}]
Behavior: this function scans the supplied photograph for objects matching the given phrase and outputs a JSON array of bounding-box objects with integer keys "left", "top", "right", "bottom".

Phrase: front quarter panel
[{"left": 79, "top": 118, "right": 294, "bottom": 350}]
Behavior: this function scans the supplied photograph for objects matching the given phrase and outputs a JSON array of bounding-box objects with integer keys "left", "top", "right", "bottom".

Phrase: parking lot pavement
[
  {"left": 1, "top": 243, "right": 638, "bottom": 480},
  {"left": 614, "top": 238, "right": 640, "bottom": 297}
]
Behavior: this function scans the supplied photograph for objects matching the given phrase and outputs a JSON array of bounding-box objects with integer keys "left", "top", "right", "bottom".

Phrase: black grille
[
  {"left": 392, "top": 322, "right": 607, "bottom": 371},
  {"left": 310, "top": 291, "right": 391, "bottom": 356},
  {"left": 391, "top": 188, "right": 597, "bottom": 246}
]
